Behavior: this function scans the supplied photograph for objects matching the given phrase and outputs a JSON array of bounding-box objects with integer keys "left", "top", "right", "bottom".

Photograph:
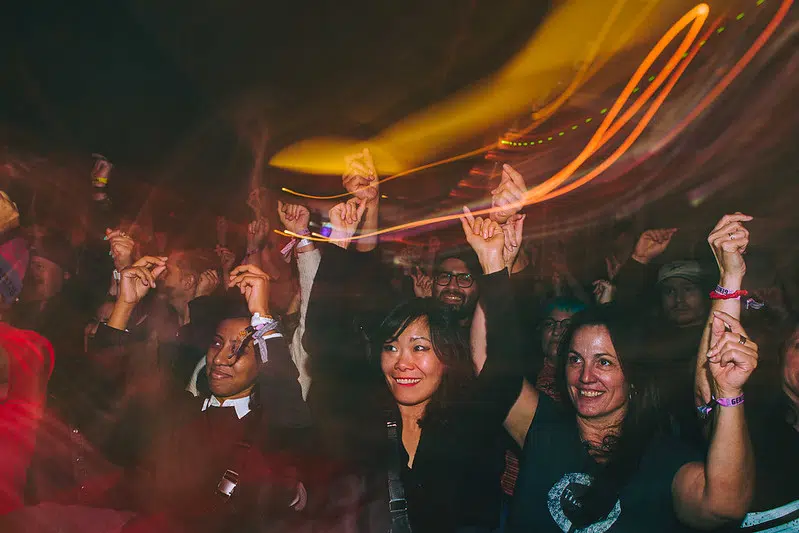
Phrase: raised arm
[
  {"left": 460, "top": 207, "right": 538, "bottom": 447},
  {"left": 342, "top": 149, "right": 380, "bottom": 253}
]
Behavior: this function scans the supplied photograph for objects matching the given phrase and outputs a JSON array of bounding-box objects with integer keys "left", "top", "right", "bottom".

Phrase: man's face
[
  {"left": 660, "top": 277, "right": 705, "bottom": 327},
  {"left": 161, "top": 254, "right": 192, "bottom": 298},
  {"left": 22, "top": 256, "right": 65, "bottom": 303},
  {"left": 432, "top": 258, "right": 479, "bottom": 318},
  {"left": 206, "top": 318, "right": 260, "bottom": 401},
  {"left": 541, "top": 308, "right": 576, "bottom": 360},
  {"left": 84, "top": 301, "right": 115, "bottom": 353}
]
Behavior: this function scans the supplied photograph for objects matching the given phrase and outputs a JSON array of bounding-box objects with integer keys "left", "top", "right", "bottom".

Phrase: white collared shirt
[{"left": 201, "top": 395, "right": 251, "bottom": 419}]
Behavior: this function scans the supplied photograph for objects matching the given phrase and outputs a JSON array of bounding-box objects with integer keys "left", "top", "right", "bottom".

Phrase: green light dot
[
  {"left": 524, "top": 142, "right": 529, "bottom": 146},
  {"left": 699, "top": 40, "right": 706, "bottom": 46},
  {"left": 717, "top": 26, "right": 725, "bottom": 33},
  {"left": 648, "top": 75, "right": 655, "bottom": 82},
  {"left": 538, "top": 140, "right": 543, "bottom": 144},
  {"left": 547, "top": 137, "right": 553, "bottom": 141},
  {"left": 736, "top": 12, "right": 745, "bottom": 20},
  {"left": 632, "top": 87, "right": 639, "bottom": 93},
  {"left": 585, "top": 117, "right": 592, "bottom": 123},
  {"left": 682, "top": 52, "right": 688, "bottom": 58},
  {"left": 571, "top": 125, "right": 578, "bottom": 130},
  {"left": 558, "top": 132, "right": 564, "bottom": 136},
  {"left": 600, "top": 108, "right": 608, "bottom": 114},
  {"left": 756, "top": 0, "right": 764, "bottom": 5}
]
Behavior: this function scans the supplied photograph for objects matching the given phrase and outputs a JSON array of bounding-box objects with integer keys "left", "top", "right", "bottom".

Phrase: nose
[
  {"left": 213, "top": 343, "right": 235, "bottom": 366},
  {"left": 579, "top": 363, "right": 596, "bottom": 384},
  {"left": 394, "top": 348, "right": 415, "bottom": 372}
]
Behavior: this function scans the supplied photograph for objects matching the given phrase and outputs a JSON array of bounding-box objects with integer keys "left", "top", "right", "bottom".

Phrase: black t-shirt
[
  {"left": 729, "top": 403, "right": 799, "bottom": 532},
  {"left": 508, "top": 395, "right": 701, "bottom": 533}
]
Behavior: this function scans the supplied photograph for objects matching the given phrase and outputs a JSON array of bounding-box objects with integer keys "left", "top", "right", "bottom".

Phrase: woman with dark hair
[
  {"left": 503, "top": 213, "right": 760, "bottom": 532},
  {"left": 304, "top": 200, "right": 525, "bottom": 533}
]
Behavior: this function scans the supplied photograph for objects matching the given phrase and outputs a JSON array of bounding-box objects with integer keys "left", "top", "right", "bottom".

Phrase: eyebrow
[{"left": 410, "top": 336, "right": 431, "bottom": 342}]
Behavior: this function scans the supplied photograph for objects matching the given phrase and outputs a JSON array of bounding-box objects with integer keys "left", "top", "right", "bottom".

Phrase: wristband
[
  {"left": 713, "top": 284, "right": 735, "bottom": 296},
  {"left": 280, "top": 229, "right": 311, "bottom": 262},
  {"left": 715, "top": 394, "right": 745, "bottom": 407},
  {"left": 113, "top": 269, "right": 121, "bottom": 281},
  {"left": 709, "top": 289, "right": 748, "bottom": 300}
]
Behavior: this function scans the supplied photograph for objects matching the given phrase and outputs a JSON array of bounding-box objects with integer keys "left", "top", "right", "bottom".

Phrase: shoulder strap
[{"left": 386, "top": 418, "right": 413, "bottom": 533}]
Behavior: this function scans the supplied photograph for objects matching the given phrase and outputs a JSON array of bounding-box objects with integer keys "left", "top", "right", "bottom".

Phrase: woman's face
[
  {"left": 541, "top": 308, "right": 576, "bottom": 360},
  {"left": 381, "top": 317, "right": 446, "bottom": 408},
  {"left": 206, "top": 318, "right": 259, "bottom": 401},
  {"left": 566, "top": 325, "right": 628, "bottom": 420},
  {"left": 783, "top": 327, "right": 799, "bottom": 407}
]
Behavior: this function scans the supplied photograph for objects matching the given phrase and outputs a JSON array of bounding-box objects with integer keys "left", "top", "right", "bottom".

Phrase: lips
[
  {"left": 209, "top": 368, "right": 233, "bottom": 380},
  {"left": 577, "top": 389, "right": 604, "bottom": 398},
  {"left": 440, "top": 292, "right": 464, "bottom": 304},
  {"left": 394, "top": 377, "right": 422, "bottom": 386}
]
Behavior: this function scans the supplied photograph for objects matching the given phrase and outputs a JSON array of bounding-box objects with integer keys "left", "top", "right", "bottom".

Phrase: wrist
[
  {"left": 479, "top": 255, "right": 505, "bottom": 275},
  {"left": 631, "top": 253, "right": 649, "bottom": 265},
  {"left": 718, "top": 274, "right": 744, "bottom": 289},
  {"left": 714, "top": 387, "right": 744, "bottom": 400},
  {"left": 328, "top": 230, "right": 351, "bottom": 250},
  {"left": 108, "top": 303, "right": 135, "bottom": 331}
]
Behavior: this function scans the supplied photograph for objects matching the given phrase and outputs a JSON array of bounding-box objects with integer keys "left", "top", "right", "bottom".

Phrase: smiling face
[
  {"left": 381, "top": 317, "right": 446, "bottom": 408},
  {"left": 432, "top": 258, "right": 479, "bottom": 317},
  {"left": 206, "top": 318, "right": 260, "bottom": 401},
  {"left": 566, "top": 325, "right": 628, "bottom": 421}
]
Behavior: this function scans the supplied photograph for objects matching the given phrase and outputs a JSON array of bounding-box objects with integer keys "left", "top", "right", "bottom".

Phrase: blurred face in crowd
[
  {"left": 433, "top": 258, "right": 479, "bottom": 319},
  {"left": 783, "top": 326, "right": 799, "bottom": 414},
  {"left": 206, "top": 318, "right": 260, "bottom": 401},
  {"left": 84, "top": 301, "right": 115, "bottom": 352},
  {"left": 161, "top": 253, "right": 196, "bottom": 300},
  {"left": 660, "top": 277, "right": 705, "bottom": 327},
  {"left": 381, "top": 317, "right": 445, "bottom": 409},
  {"left": 541, "top": 308, "right": 576, "bottom": 361},
  {"left": 566, "top": 325, "right": 628, "bottom": 421},
  {"left": 22, "top": 256, "right": 66, "bottom": 303}
]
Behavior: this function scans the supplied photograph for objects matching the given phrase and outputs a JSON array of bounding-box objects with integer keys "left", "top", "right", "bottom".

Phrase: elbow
[{"left": 704, "top": 487, "right": 753, "bottom": 525}]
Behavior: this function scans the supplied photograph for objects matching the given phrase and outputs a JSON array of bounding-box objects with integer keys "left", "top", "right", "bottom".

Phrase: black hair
[
  {"left": 555, "top": 304, "right": 670, "bottom": 527},
  {"left": 433, "top": 248, "right": 481, "bottom": 279},
  {"left": 369, "top": 297, "right": 474, "bottom": 428}
]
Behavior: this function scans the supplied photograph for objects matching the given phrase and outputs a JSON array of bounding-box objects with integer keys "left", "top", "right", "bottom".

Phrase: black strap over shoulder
[{"left": 386, "top": 417, "right": 413, "bottom": 533}]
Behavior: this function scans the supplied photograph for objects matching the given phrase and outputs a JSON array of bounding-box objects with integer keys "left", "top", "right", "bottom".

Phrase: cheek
[
  {"left": 380, "top": 353, "right": 394, "bottom": 375},
  {"left": 600, "top": 369, "right": 627, "bottom": 397},
  {"left": 418, "top": 353, "right": 445, "bottom": 381}
]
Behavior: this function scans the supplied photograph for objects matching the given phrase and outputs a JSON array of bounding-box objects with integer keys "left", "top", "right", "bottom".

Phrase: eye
[
  {"left": 567, "top": 354, "right": 582, "bottom": 365},
  {"left": 542, "top": 320, "right": 556, "bottom": 330},
  {"left": 413, "top": 344, "right": 429, "bottom": 352},
  {"left": 598, "top": 358, "right": 613, "bottom": 367},
  {"left": 382, "top": 344, "right": 397, "bottom": 353}
]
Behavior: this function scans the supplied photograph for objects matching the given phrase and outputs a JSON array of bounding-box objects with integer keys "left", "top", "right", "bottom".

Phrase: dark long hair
[
  {"left": 369, "top": 297, "right": 474, "bottom": 428},
  {"left": 555, "top": 304, "right": 671, "bottom": 527}
]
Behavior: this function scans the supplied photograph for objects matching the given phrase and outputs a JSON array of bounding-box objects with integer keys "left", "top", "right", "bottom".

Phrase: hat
[{"left": 657, "top": 260, "right": 703, "bottom": 284}]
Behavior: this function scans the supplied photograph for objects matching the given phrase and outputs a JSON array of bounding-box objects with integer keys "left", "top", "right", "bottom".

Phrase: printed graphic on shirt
[
  {"left": 547, "top": 472, "right": 621, "bottom": 533},
  {"left": 739, "top": 499, "right": 799, "bottom": 532}
]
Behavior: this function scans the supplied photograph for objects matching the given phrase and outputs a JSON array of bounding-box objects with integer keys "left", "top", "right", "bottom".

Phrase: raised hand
[
  {"left": 631, "top": 228, "right": 678, "bottom": 265},
  {"left": 343, "top": 148, "right": 379, "bottom": 204},
  {"left": 459, "top": 206, "right": 505, "bottom": 275},
  {"left": 228, "top": 264, "right": 270, "bottom": 317},
  {"left": 328, "top": 197, "right": 367, "bottom": 250},
  {"left": 593, "top": 279, "right": 615, "bottom": 304},
  {"left": 106, "top": 228, "right": 136, "bottom": 270},
  {"left": 118, "top": 256, "right": 167, "bottom": 306},
  {"left": 410, "top": 266, "right": 433, "bottom": 298},
  {"left": 490, "top": 164, "right": 527, "bottom": 224},
  {"left": 605, "top": 256, "right": 622, "bottom": 280},
  {"left": 501, "top": 214, "right": 525, "bottom": 270},
  {"left": 706, "top": 311, "right": 758, "bottom": 398},
  {"left": 195, "top": 269, "right": 220, "bottom": 298},
  {"left": 247, "top": 218, "right": 270, "bottom": 251},
  {"left": 277, "top": 201, "right": 311, "bottom": 235},
  {"left": 215, "top": 245, "right": 236, "bottom": 272},
  {"left": 707, "top": 213, "right": 752, "bottom": 281}
]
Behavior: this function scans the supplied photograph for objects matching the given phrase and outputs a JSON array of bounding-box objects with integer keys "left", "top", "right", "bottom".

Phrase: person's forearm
[
  {"left": 695, "top": 273, "right": 743, "bottom": 404},
  {"left": 702, "top": 404, "right": 754, "bottom": 520},
  {"left": 355, "top": 201, "right": 378, "bottom": 252},
  {"left": 108, "top": 302, "right": 135, "bottom": 331}
]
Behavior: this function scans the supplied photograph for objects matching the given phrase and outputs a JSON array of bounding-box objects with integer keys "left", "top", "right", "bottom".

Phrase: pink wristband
[{"left": 715, "top": 394, "right": 744, "bottom": 407}]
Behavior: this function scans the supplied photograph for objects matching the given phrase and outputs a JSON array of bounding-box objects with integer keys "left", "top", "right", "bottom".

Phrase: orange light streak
[{"left": 278, "top": 0, "right": 787, "bottom": 243}]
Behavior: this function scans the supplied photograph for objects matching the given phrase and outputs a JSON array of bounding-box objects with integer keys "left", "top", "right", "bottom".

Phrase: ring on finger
[{"left": 738, "top": 334, "right": 747, "bottom": 345}]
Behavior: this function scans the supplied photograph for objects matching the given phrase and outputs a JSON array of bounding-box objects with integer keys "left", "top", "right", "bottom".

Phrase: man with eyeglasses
[{"left": 431, "top": 250, "right": 482, "bottom": 328}]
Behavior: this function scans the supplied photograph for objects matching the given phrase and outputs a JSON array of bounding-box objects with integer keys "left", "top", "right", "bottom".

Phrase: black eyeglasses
[
  {"left": 434, "top": 272, "right": 475, "bottom": 288},
  {"left": 541, "top": 318, "right": 572, "bottom": 331}
]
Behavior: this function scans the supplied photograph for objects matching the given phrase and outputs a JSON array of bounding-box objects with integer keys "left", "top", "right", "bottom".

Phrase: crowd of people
[{"left": 0, "top": 151, "right": 796, "bottom": 533}]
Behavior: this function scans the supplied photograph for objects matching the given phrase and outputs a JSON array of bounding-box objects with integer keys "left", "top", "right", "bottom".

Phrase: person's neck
[
  {"left": 169, "top": 295, "right": 191, "bottom": 326},
  {"left": 576, "top": 406, "right": 626, "bottom": 459},
  {"left": 216, "top": 387, "right": 254, "bottom": 404},
  {"left": 398, "top": 401, "right": 428, "bottom": 430}
]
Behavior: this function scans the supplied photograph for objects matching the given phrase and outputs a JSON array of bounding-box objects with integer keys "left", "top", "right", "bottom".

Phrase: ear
[{"left": 183, "top": 273, "right": 197, "bottom": 290}]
